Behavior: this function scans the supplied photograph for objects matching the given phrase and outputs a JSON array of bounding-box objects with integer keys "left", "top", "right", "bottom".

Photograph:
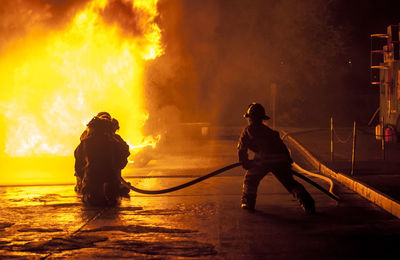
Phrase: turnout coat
[{"left": 74, "top": 130, "right": 130, "bottom": 205}]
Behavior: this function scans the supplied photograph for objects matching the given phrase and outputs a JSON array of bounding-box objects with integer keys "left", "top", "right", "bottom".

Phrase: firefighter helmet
[
  {"left": 96, "top": 112, "right": 111, "bottom": 121},
  {"left": 243, "top": 103, "right": 270, "bottom": 120},
  {"left": 87, "top": 116, "right": 112, "bottom": 133}
]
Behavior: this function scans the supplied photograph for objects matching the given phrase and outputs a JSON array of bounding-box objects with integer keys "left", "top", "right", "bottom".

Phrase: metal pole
[
  {"left": 271, "top": 83, "right": 277, "bottom": 130},
  {"left": 351, "top": 121, "right": 356, "bottom": 175},
  {"left": 330, "top": 117, "right": 334, "bottom": 162},
  {"left": 382, "top": 118, "right": 386, "bottom": 160}
]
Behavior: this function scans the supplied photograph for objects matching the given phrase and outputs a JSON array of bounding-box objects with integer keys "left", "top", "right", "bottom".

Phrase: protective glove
[{"left": 241, "top": 160, "right": 254, "bottom": 170}]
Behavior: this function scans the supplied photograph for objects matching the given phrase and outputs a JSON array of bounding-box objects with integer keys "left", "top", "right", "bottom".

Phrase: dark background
[{"left": 145, "top": 0, "right": 400, "bottom": 128}]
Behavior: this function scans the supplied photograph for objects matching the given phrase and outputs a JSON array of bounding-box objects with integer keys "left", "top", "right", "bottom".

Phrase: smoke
[
  {"left": 147, "top": 0, "right": 352, "bottom": 127},
  {"left": 0, "top": 0, "right": 90, "bottom": 51},
  {"left": 0, "top": 0, "right": 157, "bottom": 53}
]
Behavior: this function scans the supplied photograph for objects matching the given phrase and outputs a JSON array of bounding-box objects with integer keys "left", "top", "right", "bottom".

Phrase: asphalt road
[{"left": 1, "top": 139, "right": 400, "bottom": 259}]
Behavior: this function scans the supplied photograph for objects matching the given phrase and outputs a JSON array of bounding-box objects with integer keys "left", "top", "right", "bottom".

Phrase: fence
[{"left": 282, "top": 118, "right": 398, "bottom": 175}]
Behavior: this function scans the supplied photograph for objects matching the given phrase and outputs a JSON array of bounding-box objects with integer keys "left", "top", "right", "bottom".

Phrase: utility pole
[
  {"left": 330, "top": 117, "right": 334, "bottom": 162},
  {"left": 351, "top": 121, "right": 357, "bottom": 175},
  {"left": 271, "top": 83, "right": 277, "bottom": 129}
]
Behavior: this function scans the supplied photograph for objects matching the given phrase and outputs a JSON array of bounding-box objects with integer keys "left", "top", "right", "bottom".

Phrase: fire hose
[{"left": 119, "top": 162, "right": 340, "bottom": 201}]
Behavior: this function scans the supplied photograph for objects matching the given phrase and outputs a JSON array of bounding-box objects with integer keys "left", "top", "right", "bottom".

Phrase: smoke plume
[{"left": 147, "top": 0, "right": 353, "bottom": 127}]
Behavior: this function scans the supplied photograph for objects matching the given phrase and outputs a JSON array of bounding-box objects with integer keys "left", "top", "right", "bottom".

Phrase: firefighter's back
[{"left": 245, "top": 124, "right": 291, "bottom": 164}]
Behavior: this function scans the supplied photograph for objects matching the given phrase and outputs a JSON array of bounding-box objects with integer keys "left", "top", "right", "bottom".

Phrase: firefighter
[
  {"left": 74, "top": 114, "right": 130, "bottom": 206},
  {"left": 238, "top": 103, "right": 315, "bottom": 213}
]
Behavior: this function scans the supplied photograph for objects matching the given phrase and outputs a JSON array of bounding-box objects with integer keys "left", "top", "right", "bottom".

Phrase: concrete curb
[{"left": 282, "top": 132, "right": 400, "bottom": 219}]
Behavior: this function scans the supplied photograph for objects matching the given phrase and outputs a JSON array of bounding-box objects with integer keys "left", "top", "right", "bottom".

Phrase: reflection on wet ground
[
  {"left": 0, "top": 140, "right": 239, "bottom": 258},
  {"left": 109, "top": 239, "right": 217, "bottom": 257},
  {"left": 2, "top": 139, "right": 400, "bottom": 259},
  {"left": 0, "top": 183, "right": 221, "bottom": 258},
  {"left": 81, "top": 224, "right": 194, "bottom": 234},
  {"left": 10, "top": 235, "right": 109, "bottom": 253}
]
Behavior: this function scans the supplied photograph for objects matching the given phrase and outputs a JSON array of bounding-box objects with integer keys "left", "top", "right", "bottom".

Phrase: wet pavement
[{"left": 1, "top": 138, "right": 400, "bottom": 259}]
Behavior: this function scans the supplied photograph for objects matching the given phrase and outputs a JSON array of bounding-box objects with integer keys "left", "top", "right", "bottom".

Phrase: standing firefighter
[
  {"left": 238, "top": 103, "right": 315, "bottom": 213},
  {"left": 74, "top": 113, "right": 130, "bottom": 206}
]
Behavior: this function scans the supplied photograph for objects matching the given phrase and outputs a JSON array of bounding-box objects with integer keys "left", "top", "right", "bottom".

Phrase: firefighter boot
[
  {"left": 241, "top": 194, "right": 256, "bottom": 211},
  {"left": 118, "top": 181, "right": 131, "bottom": 198},
  {"left": 292, "top": 185, "right": 315, "bottom": 214},
  {"left": 104, "top": 182, "right": 118, "bottom": 206},
  {"left": 297, "top": 190, "right": 315, "bottom": 214}
]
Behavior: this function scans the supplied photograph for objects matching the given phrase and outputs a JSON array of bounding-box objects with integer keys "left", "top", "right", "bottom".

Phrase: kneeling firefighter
[
  {"left": 74, "top": 114, "right": 130, "bottom": 206},
  {"left": 238, "top": 103, "right": 315, "bottom": 213}
]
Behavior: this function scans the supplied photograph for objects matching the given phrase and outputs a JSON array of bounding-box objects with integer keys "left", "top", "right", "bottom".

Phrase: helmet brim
[{"left": 243, "top": 113, "right": 271, "bottom": 120}]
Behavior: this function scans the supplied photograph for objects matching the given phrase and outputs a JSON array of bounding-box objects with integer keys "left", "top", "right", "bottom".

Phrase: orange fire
[{"left": 0, "top": 0, "right": 163, "bottom": 158}]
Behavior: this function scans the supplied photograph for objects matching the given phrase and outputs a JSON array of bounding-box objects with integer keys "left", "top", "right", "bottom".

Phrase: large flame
[{"left": 0, "top": 0, "right": 163, "bottom": 157}]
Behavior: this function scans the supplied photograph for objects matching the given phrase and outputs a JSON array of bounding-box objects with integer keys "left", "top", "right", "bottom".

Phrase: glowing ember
[{"left": 0, "top": 0, "right": 163, "bottom": 157}]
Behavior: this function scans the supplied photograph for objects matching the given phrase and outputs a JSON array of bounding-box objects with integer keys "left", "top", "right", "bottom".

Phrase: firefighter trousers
[{"left": 241, "top": 165, "right": 314, "bottom": 210}]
